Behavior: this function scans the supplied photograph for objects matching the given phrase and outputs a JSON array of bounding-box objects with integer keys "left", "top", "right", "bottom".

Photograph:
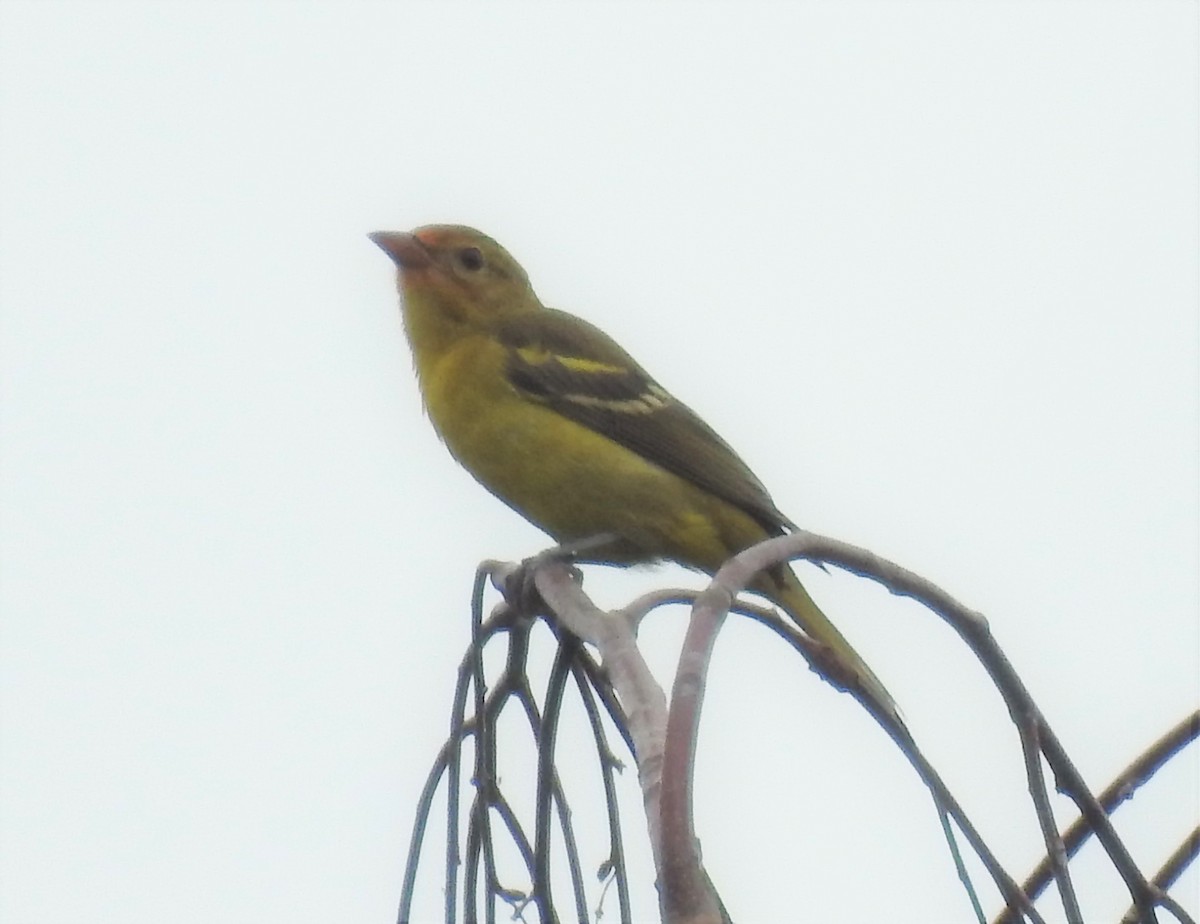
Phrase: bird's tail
[{"left": 767, "top": 569, "right": 900, "bottom": 725}]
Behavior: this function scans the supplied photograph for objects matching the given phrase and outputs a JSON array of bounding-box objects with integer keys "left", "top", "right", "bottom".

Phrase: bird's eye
[{"left": 457, "top": 247, "right": 485, "bottom": 272}]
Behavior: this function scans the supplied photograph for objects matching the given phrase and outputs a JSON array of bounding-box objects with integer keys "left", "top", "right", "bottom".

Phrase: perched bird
[{"left": 370, "top": 225, "right": 894, "bottom": 717}]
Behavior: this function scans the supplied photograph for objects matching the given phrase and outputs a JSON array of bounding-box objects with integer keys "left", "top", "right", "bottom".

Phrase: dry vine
[{"left": 396, "top": 534, "right": 1198, "bottom": 924}]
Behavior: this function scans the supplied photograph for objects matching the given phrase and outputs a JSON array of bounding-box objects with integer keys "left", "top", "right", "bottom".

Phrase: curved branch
[
  {"left": 741, "top": 530, "right": 1163, "bottom": 920},
  {"left": 1120, "top": 827, "right": 1199, "bottom": 924},
  {"left": 998, "top": 711, "right": 1200, "bottom": 924},
  {"left": 657, "top": 537, "right": 1042, "bottom": 924}
]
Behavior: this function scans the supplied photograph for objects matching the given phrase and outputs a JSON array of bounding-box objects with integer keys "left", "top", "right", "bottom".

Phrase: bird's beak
[{"left": 368, "top": 231, "right": 432, "bottom": 270}]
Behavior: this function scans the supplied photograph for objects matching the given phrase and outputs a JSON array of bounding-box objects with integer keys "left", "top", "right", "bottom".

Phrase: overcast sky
[{"left": 1, "top": 3, "right": 1197, "bottom": 923}]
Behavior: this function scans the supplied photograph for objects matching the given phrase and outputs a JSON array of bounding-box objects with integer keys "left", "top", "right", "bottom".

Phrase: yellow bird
[{"left": 370, "top": 225, "right": 895, "bottom": 718}]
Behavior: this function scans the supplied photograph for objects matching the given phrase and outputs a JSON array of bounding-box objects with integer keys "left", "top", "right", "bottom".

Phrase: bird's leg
[
  {"left": 552, "top": 532, "right": 622, "bottom": 561},
  {"left": 504, "top": 533, "right": 619, "bottom": 616}
]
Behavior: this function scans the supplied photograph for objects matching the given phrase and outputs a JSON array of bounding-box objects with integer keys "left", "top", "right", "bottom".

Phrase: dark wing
[{"left": 497, "top": 308, "right": 796, "bottom": 536}]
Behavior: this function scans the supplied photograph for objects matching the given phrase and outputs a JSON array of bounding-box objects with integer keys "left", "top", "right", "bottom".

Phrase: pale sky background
[{"left": 1, "top": 2, "right": 1197, "bottom": 923}]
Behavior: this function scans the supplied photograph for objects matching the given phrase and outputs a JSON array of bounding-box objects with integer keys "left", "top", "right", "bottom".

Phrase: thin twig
[
  {"left": 1015, "top": 714, "right": 1083, "bottom": 924},
  {"left": 532, "top": 635, "right": 589, "bottom": 923},
  {"left": 398, "top": 743, "right": 451, "bottom": 924},
  {"left": 742, "top": 603, "right": 1040, "bottom": 921},
  {"left": 529, "top": 561, "right": 671, "bottom": 875},
  {"left": 743, "top": 530, "right": 1163, "bottom": 921},
  {"left": 569, "top": 657, "right": 634, "bottom": 923},
  {"left": 669, "top": 546, "right": 1042, "bottom": 924},
  {"left": 1120, "top": 827, "right": 1200, "bottom": 924},
  {"left": 997, "top": 711, "right": 1200, "bottom": 924}
]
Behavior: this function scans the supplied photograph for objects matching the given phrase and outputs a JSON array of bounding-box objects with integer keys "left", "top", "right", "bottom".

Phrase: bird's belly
[{"left": 427, "top": 364, "right": 724, "bottom": 566}]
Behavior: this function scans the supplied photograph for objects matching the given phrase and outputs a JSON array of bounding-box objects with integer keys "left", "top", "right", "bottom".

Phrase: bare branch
[
  {"left": 730, "top": 530, "right": 1165, "bottom": 921},
  {"left": 1120, "top": 828, "right": 1200, "bottom": 924},
  {"left": 1015, "top": 714, "right": 1083, "bottom": 924},
  {"left": 658, "top": 579, "right": 732, "bottom": 924},
  {"left": 656, "top": 536, "right": 1042, "bottom": 924},
  {"left": 998, "top": 711, "right": 1200, "bottom": 924},
  {"left": 398, "top": 546, "right": 1191, "bottom": 924}
]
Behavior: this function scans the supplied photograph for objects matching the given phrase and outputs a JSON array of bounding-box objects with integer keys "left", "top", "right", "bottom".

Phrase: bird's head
[{"left": 369, "top": 225, "right": 540, "bottom": 326}]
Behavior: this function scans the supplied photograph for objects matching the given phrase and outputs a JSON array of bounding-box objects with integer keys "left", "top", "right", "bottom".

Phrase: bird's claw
[{"left": 503, "top": 533, "right": 616, "bottom": 614}]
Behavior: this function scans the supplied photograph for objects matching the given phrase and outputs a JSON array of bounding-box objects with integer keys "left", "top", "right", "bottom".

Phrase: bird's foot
[{"left": 504, "top": 533, "right": 618, "bottom": 614}]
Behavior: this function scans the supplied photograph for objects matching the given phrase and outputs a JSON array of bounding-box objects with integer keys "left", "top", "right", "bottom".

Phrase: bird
[{"left": 370, "top": 224, "right": 895, "bottom": 719}]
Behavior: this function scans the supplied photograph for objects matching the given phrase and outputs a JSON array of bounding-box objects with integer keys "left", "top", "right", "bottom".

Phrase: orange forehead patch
[{"left": 412, "top": 226, "right": 456, "bottom": 249}]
